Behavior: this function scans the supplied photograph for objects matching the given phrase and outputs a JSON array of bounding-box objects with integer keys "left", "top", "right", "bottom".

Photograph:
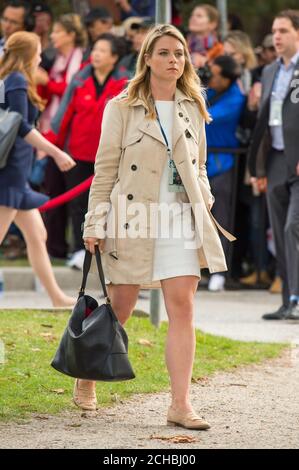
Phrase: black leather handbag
[{"left": 51, "top": 246, "right": 135, "bottom": 381}]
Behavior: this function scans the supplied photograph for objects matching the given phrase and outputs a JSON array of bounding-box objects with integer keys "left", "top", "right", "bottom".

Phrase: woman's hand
[
  {"left": 84, "top": 238, "right": 105, "bottom": 255},
  {"left": 191, "top": 52, "right": 208, "bottom": 69},
  {"left": 35, "top": 67, "right": 49, "bottom": 86},
  {"left": 115, "top": 0, "right": 131, "bottom": 12},
  {"left": 53, "top": 150, "right": 76, "bottom": 172},
  {"left": 250, "top": 176, "right": 267, "bottom": 193},
  {"left": 248, "top": 82, "right": 262, "bottom": 111}
]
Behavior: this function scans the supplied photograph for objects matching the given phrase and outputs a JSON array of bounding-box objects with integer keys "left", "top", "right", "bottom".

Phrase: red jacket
[{"left": 46, "top": 66, "right": 128, "bottom": 162}]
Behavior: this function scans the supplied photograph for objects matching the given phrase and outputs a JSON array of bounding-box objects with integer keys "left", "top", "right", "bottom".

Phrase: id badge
[
  {"left": 168, "top": 159, "right": 186, "bottom": 193},
  {"left": 269, "top": 99, "right": 283, "bottom": 126}
]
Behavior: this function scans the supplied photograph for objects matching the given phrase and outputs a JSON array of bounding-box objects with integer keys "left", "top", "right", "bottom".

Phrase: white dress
[{"left": 151, "top": 101, "right": 201, "bottom": 281}]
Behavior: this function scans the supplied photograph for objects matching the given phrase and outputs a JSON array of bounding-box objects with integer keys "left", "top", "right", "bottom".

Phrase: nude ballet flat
[
  {"left": 73, "top": 379, "right": 97, "bottom": 411},
  {"left": 167, "top": 406, "right": 211, "bottom": 430}
]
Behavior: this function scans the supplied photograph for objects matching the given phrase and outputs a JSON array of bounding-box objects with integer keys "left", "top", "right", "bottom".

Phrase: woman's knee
[
  {"left": 26, "top": 225, "right": 48, "bottom": 245},
  {"left": 113, "top": 306, "right": 134, "bottom": 325},
  {"left": 166, "top": 296, "right": 195, "bottom": 325}
]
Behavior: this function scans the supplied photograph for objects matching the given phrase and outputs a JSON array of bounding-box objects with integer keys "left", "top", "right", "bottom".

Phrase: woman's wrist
[{"left": 49, "top": 145, "right": 61, "bottom": 161}]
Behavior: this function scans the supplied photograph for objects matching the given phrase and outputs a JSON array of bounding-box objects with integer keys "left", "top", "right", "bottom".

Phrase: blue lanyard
[{"left": 155, "top": 106, "right": 171, "bottom": 156}]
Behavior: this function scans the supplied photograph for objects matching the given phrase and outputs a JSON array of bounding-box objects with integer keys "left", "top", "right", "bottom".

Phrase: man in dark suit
[{"left": 249, "top": 10, "right": 299, "bottom": 320}]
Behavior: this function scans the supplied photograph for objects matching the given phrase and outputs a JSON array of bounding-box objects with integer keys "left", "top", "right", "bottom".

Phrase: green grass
[{"left": 0, "top": 310, "right": 288, "bottom": 422}]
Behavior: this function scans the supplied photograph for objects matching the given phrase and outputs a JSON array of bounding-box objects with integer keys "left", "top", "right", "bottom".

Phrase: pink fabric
[{"left": 39, "top": 47, "right": 83, "bottom": 132}]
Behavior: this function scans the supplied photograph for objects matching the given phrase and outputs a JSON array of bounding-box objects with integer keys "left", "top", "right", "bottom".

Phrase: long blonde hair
[
  {"left": 0, "top": 31, "right": 45, "bottom": 111},
  {"left": 122, "top": 24, "right": 210, "bottom": 122},
  {"left": 224, "top": 31, "right": 257, "bottom": 70}
]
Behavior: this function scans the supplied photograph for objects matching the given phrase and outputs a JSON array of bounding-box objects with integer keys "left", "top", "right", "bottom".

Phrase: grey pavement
[{"left": 1, "top": 285, "right": 299, "bottom": 344}]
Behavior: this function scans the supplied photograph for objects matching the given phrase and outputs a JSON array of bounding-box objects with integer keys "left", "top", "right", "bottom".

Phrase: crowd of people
[{"left": 0, "top": 1, "right": 298, "bottom": 320}]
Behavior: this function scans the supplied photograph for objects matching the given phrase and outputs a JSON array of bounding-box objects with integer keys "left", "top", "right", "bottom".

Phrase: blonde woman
[
  {"left": 81, "top": 24, "right": 234, "bottom": 429},
  {"left": 0, "top": 31, "right": 76, "bottom": 307},
  {"left": 224, "top": 30, "right": 257, "bottom": 95}
]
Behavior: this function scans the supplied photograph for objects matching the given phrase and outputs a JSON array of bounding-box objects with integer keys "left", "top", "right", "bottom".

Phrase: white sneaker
[
  {"left": 208, "top": 274, "right": 225, "bottom": 292},
  {"left": 67, "top": 249, "right": 85, "bottom": 270}
]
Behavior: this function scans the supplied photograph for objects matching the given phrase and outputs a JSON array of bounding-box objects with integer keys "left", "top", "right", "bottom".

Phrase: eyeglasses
[{"left": 0, "top": 16, "right": 23, "bottom": 27}]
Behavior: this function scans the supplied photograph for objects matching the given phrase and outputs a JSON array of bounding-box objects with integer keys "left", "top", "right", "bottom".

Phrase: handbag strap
[{"left": 79, "top": 245, "right": 111, "bottom": 304}]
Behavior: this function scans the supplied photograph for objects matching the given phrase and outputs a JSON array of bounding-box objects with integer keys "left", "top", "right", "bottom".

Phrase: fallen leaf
[
  {"left": 192, "top": 376, "right": 209, "bottom": 384},
  {"left": 66, "top": 423, "right": 82, "bottom": 428},
  {"left": 137, "top": 339, "right": 154, "bottom": 347},
  {"left": 41, "top": 324, "right": 53, "bottom": 328},
  {"left": 39, "top": 332, "right": 57, "bottom": 342},
  {"left": 50, "top": 388, "right": 65, "bottom": 394},
  {"left": 31, "top": 348, "right": 41, "bottom": 352},
  {"left": 35, "top": 415, "right": 49, "bottom": 420},
  {"left": 150, "top": 434, "right": 198, "bottom": 444},
  {"left": 110, "top": 393, "right": 122, "bottom": 403}
]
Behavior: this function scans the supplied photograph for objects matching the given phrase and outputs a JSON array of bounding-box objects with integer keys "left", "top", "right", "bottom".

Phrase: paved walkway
[{"left": 1, "top": 289, "right": 299, "bottom": 344}]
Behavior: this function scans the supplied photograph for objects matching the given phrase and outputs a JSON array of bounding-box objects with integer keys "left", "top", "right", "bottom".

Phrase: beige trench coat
[{"left": 83, "top": 88, "right": 235, "bottom": 288}]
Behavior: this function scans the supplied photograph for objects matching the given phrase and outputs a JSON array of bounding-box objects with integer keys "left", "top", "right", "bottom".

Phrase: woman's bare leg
[
  {"left": 0, "top": 206, "right": 18, "bottom": 244},
  {"left": 161, "top": 275, "right": 199, "bottom": 412},
  {"left": 14, "top": 209, "right": 76, "bottom": 307}
]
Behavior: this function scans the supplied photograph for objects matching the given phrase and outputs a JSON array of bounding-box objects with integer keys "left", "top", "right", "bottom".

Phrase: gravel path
[{"left": 1, "top": 350, "right": 298, "bottom": 449}]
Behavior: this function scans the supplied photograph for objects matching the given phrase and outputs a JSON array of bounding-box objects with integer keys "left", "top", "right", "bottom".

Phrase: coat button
[
  {"left": 124, "top": 223, "right": 130, "bottom": 229},
  {"left": 185, "top": 117, "right": 190, "bottom": 122},
  {"left": 127, "top": 194, "right": 133, "bottom": 200},
  {"left": 131, "top": 164, "right": 137, "bottom": 171},
  {"left": 185, "top": 130, "right": 191, "bottom": 138},
  {"left": 178, "top": 112, "right": 183, "bottom": 117},
  {"left": 192, "top": 158, "right": 196, "bottom": 164}
]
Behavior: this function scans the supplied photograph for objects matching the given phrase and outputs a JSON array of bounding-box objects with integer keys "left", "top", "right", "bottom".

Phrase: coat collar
[{"left": 135, "top": 88, "right": 196, "bottom": 150}]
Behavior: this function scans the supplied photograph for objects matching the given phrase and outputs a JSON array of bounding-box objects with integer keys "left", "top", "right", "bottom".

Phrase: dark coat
[{"left": 248, "top": 58, "right": 299, "bottom": 178}]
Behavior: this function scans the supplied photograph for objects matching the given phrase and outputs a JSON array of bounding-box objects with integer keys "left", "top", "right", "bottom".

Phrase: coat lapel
[
  {"left": 137, "top": 119, "right": 165, "bottom": 146},
  {"left": 172, "top": 103, "right": 188, "bottom": 150},
  {"left": 263, "top": 61, "right": 280, "bottom": 103},
  {"left": 285, "top": 58, "right": 299, "bottom": 101},
  {"left": 135, "top": 89, "right": 196, "bottom": 149}
]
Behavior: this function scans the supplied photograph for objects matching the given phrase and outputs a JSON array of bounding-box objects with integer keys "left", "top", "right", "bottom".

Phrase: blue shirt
[
  {"left": 270, "top": 50, "right": 299, "bottom": 150},
  {"left": 206, "top": 82, "right": 246, "bottom": 178},
  {"left": 120, "top": 0, "right": 156, "bottom": 20}
]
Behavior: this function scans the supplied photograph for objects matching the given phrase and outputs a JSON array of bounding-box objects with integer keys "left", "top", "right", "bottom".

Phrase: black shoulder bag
[{"left": 51, "top": 246, "right": 135, "bottom": 381}]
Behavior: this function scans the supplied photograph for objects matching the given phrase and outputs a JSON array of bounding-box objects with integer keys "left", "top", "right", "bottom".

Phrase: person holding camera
[{"left": 205, "top": 55, "right": 246, "bottom": 291}]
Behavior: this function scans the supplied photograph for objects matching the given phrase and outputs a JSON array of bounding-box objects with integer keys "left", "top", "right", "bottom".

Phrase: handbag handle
[{"left": 79, "top": 245, "right": 111, "bottom": 304}]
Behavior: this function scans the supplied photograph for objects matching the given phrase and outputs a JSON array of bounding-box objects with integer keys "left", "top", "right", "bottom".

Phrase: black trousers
[
  {"left": 266, "top": 149, "right": 299, "bottom": 306},
  {"left": 44, "top": 159, "right": 94, "bottom": 257},
  {"left": 65, "top": 160, "right": 94, "bottom": 253},
  {"left": 44, "top": 158, "right": 68, "bottom": 258},
  {"left": 210, "top": 168, "right": 234, "bottom": 261}
]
